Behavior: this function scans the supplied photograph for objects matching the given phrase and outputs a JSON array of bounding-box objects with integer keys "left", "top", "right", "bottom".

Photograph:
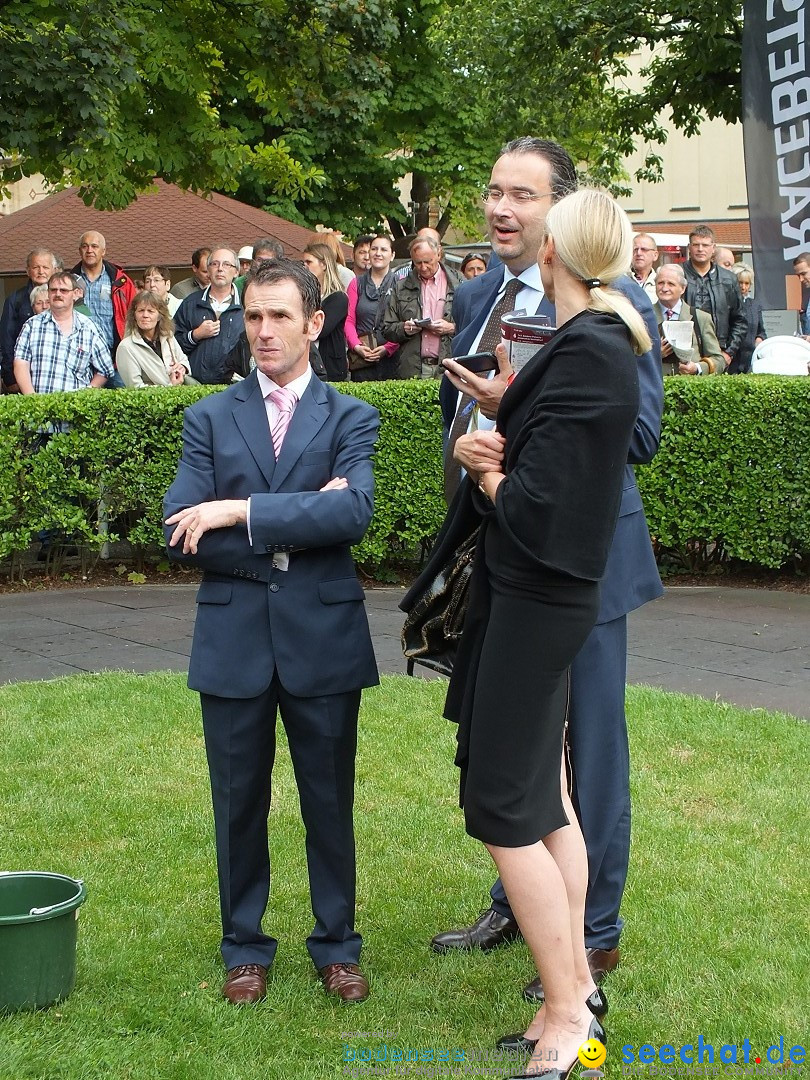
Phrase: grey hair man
[
  {"left": 630, "top": 233, "right": 659, "bottom": 302},
  {"left": 0, "top": 247, "right": 58, "bottom": 390},
  {"left": 381, "top": 234, "right": 461, "bottom": 378},
  {"left": 174, "top": 246, "right": 245, "bottom": 384}
]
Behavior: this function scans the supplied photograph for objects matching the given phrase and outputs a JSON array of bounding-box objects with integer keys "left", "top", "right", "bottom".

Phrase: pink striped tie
[{"left": 269, "top": 386, "right": 298, "bottom": 458}]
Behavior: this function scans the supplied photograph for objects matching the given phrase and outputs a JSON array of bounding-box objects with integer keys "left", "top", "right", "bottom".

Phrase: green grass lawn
[{"left": 0, "top": 674, "right": 807, "bottom": 1079}]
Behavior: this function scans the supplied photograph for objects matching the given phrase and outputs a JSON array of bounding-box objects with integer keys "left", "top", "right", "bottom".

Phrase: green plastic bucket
[{"left": 0, "top": 871, "right": 87, "bottom": 1012}]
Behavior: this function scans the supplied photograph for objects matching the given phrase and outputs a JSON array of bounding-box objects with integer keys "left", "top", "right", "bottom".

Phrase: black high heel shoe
[
  {"left": 585, "top": 987, "right": 607, "bottom": 1018},
  {"left": 496, "top": 991, "right": 607, "bottom": 1053},
  {"left": 504, "top": 1016, "right": 606, "bottom": 1078}
]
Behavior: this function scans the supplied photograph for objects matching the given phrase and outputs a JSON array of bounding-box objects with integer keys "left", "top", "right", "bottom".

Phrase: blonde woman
[
  {"left": 407, "top": 190, "right": 649, "bottom": 1078},
  {"left": 116, "top": 291, "right": 196, "bottom": 387},
  {"left": 302, "top": 243, "right": 349, "bottom": 381},
  {"left": 315, "top": 231, "right": 355, "bottom": 289},
  {"left": 731, "top": 264, "right": 766, "bottom": 373}
]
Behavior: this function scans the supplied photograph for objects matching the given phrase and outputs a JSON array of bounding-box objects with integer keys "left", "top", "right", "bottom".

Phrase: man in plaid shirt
[{"left": 14, "top": 271, "right": 114, "bottom": 394}]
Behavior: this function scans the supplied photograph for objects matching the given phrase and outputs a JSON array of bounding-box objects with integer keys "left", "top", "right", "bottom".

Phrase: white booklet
[{"left": 501, "top": 311, "right": 557, "bottom": 372}]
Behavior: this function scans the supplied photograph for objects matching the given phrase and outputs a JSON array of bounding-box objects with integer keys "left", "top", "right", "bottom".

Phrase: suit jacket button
[{"left": 269, "top": 582, "right": 279, "bottom": 592}]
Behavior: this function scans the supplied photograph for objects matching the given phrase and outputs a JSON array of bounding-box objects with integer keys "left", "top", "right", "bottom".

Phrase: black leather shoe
[
  {"left": 431, "top": 908, "right": 522, "bottom": 953},
  {"left": 523, "top": 947, "right": 620, "bottom": 1000}
]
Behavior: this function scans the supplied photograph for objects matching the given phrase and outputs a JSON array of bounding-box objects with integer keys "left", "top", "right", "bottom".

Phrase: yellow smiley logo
[{"left": 578, "top": 1039, "right": 607, "bottom": 1068}]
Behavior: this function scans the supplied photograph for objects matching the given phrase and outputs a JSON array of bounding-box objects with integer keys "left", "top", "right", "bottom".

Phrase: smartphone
[
  {"left": 452, "top": 351, "right": 498, "bottom": 373},
  {"left": 413, "top": 317, "right": 434, "bottom": 328}
]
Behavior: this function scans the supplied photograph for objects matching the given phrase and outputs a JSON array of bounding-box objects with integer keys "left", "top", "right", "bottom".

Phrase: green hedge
[
  {"left": 0, "top": 381, "right": 445, "bottom": 570},
  {"left": 637, "top": 376, "right": 810, "bottom": 569},
  {"left": 0, "top": 376, "right": 808, "bottom": 574}
]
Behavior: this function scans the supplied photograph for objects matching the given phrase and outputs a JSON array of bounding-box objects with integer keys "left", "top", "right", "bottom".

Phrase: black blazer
[
  {"left": 404, "top": 310, "right": 640, "bottom": 611},
  {"left": 488, "top": 310, "right": 640, "bottom": 585}
]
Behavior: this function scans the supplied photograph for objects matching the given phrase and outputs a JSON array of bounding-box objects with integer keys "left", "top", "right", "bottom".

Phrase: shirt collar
[
  {"left": 203, "top": 284, "right": 240, "bottom": 308},
  {"left": 503, "top": 261, "right": 543, "bottom": 294},
  {"left": 257, "top": 364, "right": 313, "bottom": 400}
]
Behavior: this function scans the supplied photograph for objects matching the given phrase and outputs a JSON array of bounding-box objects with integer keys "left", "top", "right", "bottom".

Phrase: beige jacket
[{"left": 116, "top": 332, "right": 195, "bottom": 388}]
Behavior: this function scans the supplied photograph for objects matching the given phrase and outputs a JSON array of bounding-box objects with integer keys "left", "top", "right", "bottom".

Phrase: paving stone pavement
[{"left": 0, "top": 584, "right": 807, "bottom": 718}]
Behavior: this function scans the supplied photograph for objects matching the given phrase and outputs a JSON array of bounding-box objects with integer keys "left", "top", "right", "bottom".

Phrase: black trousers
[{"left": 201, "top": 676, "right": 362, "bottom": 970}]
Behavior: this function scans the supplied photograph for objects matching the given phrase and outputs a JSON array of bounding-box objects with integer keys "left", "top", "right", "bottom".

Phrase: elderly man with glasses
[
  {"left": 629, "top": 234, "right": 659, "bottom": 302},
  {"left": 175, "top": 246, "right": 245, "bottom": 384}
]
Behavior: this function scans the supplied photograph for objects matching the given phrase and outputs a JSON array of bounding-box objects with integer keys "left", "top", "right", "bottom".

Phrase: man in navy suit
[
  {"left": 164, "top": 258, "right": 379, "bottom": 1005},
  {"left": 432, "top": 138, "right": 664, "bottom": 993}
]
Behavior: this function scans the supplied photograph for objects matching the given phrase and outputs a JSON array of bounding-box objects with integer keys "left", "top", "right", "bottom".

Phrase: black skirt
[{"left": 445, "top": 559, "right": 599, "bottom": 847}]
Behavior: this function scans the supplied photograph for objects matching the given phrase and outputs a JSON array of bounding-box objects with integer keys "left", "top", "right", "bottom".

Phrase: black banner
[{"left": 742, "top": 0, "right": 810, "bottom": 309}]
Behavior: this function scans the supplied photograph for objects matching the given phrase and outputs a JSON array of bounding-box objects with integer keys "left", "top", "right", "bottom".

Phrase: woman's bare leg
[{"left": 486, "top": 831, "right": 595, "bottom": 1075}]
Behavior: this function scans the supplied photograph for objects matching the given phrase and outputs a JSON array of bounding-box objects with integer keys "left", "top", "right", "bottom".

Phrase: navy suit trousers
[{"left": 201, "top": 677, "right": 362, "bottom": 970}]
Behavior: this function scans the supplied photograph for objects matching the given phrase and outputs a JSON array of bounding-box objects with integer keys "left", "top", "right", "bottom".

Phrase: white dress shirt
[
  {"left": 465, "top": 262, "right": 546, "bottom": 433},
  {"left": 247, "top": 365, "right": 314, "bottom": 568}
]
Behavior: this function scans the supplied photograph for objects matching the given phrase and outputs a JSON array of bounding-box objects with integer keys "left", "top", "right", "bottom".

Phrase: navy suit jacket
[
  {"left": 164, "top": 371, "right": 381, "bottom": 699},
  {"left": 442, "top": 267, "right": 663, "bottom": 624}
]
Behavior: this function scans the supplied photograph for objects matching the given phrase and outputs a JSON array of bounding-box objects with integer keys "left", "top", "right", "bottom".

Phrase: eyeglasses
[
  {"left": 633, "top": 246, "right": 656, "bottom": 253},
  {"left": 208, "top": 260, "right": 237, "bottom": 270},
  {"left": 482, "top": 188, "right": 553, "bottom": 206}
]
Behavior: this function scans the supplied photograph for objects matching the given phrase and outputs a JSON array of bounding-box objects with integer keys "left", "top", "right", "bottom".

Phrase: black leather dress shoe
[
  {"left": 431, "top": 908, "right": 522, "bottom": 953},
  {"left": 523, "top": 947, "right": 620, "bottom": 1000}
]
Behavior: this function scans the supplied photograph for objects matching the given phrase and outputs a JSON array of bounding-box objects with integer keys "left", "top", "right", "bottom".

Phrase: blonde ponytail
[{"left": 545, "top": 190, "right": 652, "bottom": 355}]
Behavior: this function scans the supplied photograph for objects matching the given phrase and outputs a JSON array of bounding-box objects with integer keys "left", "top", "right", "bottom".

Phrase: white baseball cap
[{"left": 237, "top": 246, "right": 254, "bottom": 261}]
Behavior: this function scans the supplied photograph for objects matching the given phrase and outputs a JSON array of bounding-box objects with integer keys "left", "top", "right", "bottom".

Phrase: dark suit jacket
[
  {"left": 440, "top": 268, "right": 663, "bottom": 623},
  {"left": 163, "top": 371, "right": 380, "bottom": 699}
]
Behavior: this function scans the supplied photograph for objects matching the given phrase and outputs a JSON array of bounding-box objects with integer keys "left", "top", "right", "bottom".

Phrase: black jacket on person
[
  {"left": 0, "top": 282, "right": 34, "bottom": 386},
  {"left": 174, "top": 287, "right": 244, "bottom": 384},
  {"left": 317, "top": 290, "right": 349, "bottom": 382},
  {"left": 729, "top": 296, "right": 767, "bottom": 374},
  {"left": 683, "top": 261, "right": 746, "bottom": 360}
]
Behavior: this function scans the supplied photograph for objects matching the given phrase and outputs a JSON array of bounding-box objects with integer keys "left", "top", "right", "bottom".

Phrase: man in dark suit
[
  {"left": 432, "top": 137, "right": 664, "bottom": 994},
  {"left": 164, "top": 258, "right": 379, "bottom": 1005}
]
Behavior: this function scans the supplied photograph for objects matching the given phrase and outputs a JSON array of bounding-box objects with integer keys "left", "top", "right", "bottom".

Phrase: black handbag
[{"left": 401, "top": 527, "right": 478, "bottom": 677}]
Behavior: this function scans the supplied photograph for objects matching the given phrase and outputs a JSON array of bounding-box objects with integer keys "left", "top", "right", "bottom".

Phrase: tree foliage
[
  {"left": 435, "top": 0, "right": 744, "bottom": 189},
  {"left": 0, "top": 0, "right": 325, "bottom": 210},
  {"left": 0, "top": 0, "right": 745, "bottom": 231}
]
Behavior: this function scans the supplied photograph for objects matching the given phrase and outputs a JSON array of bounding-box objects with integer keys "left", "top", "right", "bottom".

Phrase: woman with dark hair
[
  {"left": 116, "top": 290, "right": 196, "bottom": 387},
  {"left": 345, "top": 235, "right": 399, "bottom": 381},
  {"left": 405, "top": 189, "right": 648, "bottom": 1078},
  {"left": 460, "top": 252, "right": 489, "bottom": 280},
  {"left": 302, "top": 243, "right": 349, "bottom": 381}
]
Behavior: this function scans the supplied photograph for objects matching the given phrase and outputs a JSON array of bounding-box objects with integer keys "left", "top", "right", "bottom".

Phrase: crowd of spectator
[{"left": 3, "top": 220, "right": 809, "bottom": 397}]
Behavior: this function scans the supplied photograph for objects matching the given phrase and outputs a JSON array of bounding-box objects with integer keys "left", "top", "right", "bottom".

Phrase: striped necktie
[{"left": 269, "top": 386, "right": 298, "bottom": 458}]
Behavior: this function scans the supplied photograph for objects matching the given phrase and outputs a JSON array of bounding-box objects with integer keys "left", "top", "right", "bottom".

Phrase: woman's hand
[
  {"left": 168, "top": 364, "right": 185, "bottom": 385},
  {"left": 454, "top": 429, "right": 506, "bottom": 482},
  {"left": 367, "top": 345, "right": 387, "bottom": 361}
]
